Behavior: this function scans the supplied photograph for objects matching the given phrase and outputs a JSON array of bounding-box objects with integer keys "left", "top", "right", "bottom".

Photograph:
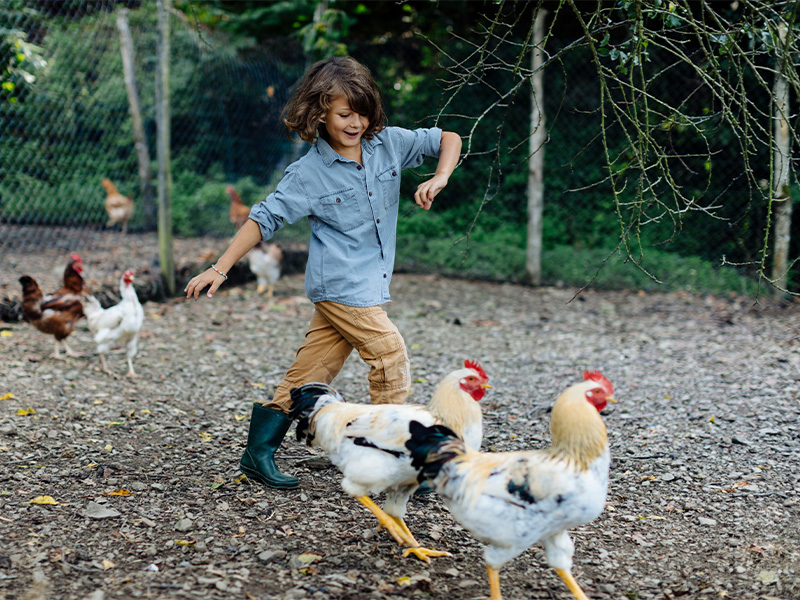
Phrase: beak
[
  {"left": 606, "top": 396, "right": 617, "bottom": 404},
  {"left": 482, "top": 384, "right": 493, "bottom": 390}
]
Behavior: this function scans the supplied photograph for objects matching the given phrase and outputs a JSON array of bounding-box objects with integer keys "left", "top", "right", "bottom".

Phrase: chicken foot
[
  {"left": 53, "top": 339, "right": 82, "bottom": 359},
  {"left": 392, "top": 516, "right": 452, "bottom": 562},
  {"left": 356, "top": 497, "right": 449, "bottom": 563},
  {"left": 554, "top": 568, "right": 590, "bottom": 600}
]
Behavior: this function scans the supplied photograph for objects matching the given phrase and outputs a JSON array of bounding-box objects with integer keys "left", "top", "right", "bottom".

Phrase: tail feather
[
  {"left": 289, "top": 382, "right": 342, "bottom": 443},
  {"left": 406, "top": 421, "right": 465, "bottom": 483}
]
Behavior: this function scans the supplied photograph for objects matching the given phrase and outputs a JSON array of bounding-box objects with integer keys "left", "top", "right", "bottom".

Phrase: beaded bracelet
[{"left": 211, "top": 264, "right": 228, "bottom": 280}]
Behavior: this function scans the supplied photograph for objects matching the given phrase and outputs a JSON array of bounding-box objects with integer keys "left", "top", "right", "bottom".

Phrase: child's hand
[
  {"left": 185, "top": 268, "right": 226, "bottom": 300},
  {"left": 414, "top": 173, "right": 449, "bottom": 211}
]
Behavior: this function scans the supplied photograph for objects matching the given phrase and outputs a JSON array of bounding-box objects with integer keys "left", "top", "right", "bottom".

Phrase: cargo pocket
[{"left": 358, "top": 330, "right": 410, "bottom": 401}]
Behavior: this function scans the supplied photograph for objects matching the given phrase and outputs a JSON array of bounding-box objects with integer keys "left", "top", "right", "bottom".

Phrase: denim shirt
[{"left": 249, "top": 126, "right": 442, "bottom": 307}]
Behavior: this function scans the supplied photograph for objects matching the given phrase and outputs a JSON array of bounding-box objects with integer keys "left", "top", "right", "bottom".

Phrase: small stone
[
  {"left": 175, "top": 518, "right": 193, "bottom": 532},
  {"left": 698, "top": 517, "right": 717, "bottom": 526},
  {"left": 660, "top": 473, "right": 676, "bottom": 482},
  {"left": 258, "top": 550, "right": 286, "bottom": 563},
  {"left": 83, "top": 502, "right": 120, "bottom": 519}
]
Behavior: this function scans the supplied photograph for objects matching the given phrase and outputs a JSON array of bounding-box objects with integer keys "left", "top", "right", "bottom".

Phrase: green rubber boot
[{"left": 240, "top": 403, "right": 299, "bottom": 489}]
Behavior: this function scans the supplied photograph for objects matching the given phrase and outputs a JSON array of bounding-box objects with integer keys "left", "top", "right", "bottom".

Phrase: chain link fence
[{"left": 1, "top": 1, "right": 795, "bottom": 306}]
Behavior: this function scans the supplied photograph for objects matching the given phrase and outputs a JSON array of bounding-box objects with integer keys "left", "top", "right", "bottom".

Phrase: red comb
[
  {"left": 465, "top": 359, "right": 488, "bottom": 381},
  {"left": 583, "top": 370, "right": 613, "bottom": 395},
  {"left": 70, "top": 253, "right": 82, "bottom": 263}
]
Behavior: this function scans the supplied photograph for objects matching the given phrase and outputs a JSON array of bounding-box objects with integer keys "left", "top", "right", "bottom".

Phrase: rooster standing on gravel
[
  {"left": 407, "top": 371, "right": 615, "bottom": 599},
  {"left": 83, "top": 270, "right": 144, "bottom": 378},
  {"left": 288, "top": 360, "right": 490, "bottom": 562}
]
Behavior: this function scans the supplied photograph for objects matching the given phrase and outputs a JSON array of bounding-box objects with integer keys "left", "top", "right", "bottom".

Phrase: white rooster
[
  {"left": 406, "top": 371, "right": 616, "bottom": 600},
  {"left": 289, "top": 360, "right": 490, "bottom": 562},
  {"left": 83, "top": 270, "right": 144, "bottom": 377},
  {"left": 247, "top": 241, "right": 282, "bottom": 297}
]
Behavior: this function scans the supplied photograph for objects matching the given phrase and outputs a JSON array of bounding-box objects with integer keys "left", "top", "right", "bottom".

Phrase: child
[{"left": 184, "top": 56, "right": 462, "bottom": 489}]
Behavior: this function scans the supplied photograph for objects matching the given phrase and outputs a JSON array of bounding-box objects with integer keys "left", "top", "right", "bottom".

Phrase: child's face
[{"left": 322, "top": 96, "right": 369, "bottom": 158}]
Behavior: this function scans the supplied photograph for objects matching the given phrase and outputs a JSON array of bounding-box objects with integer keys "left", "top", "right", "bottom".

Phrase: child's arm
[
  {"left": 414, "top": 131, "right": 462, "bottom": 210},
  {"left": 184, "top": 219, "right": 263, "bottom": 300}
]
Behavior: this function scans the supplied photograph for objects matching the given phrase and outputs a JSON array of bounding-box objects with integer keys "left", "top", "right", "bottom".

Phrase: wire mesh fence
[{"left": 1, "top": 1, "right": 796, "bottom": 305}]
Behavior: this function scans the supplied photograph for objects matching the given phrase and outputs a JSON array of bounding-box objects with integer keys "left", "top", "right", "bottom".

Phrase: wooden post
[
  {"left": 116, "top": 8, "right": 155, "bottom": 231},
  {"left": 770, "top": 23, "right": 792, "bottom": 294},
  {"left": 524, "top": 9, "right": 547, "bottom": 286},
  {"left": 156, "top": 0, "right": 175, "bottom": 296}
]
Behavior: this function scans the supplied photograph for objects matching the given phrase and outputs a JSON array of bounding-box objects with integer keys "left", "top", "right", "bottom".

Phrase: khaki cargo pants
[{"left": 266, "top": 300, "right": 411, "bottom": 412}]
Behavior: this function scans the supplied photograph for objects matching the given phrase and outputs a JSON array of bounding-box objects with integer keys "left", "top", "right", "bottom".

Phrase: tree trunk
[
  {"left": 770, "top": 23, "right": 792, "bottom": 295},
  {"left": 116, "top": 8, "right": 155, "bottom": 231},
  {"left": 156, "top": 0, "right": 175, "bottom": 297},
  {"left": 524, "top": 9, "right": 547, "bottom": 286}
]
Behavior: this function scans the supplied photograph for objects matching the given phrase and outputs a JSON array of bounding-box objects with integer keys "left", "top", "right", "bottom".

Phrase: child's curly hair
[{"left": 282, "top": 57, "right": 386, "bottom": 144}]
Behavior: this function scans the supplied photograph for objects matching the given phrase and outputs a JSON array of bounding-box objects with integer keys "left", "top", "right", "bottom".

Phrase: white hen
[
  {"left": 83, "top": 270, "right": 144, "bottom": 377},
  {"left": 247, "top": 242, "right": 282, "bottom": 296}
]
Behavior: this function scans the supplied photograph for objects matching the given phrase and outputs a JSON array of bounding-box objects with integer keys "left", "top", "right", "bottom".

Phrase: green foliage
[{"left": 541, "top": 245, "right": 760, "bottom": 297}]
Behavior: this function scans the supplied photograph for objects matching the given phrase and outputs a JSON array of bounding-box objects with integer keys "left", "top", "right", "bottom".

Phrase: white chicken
[
  {"left": 289, "top": 360, "right": 490, "bottom": 562},
  {"left": 83, "top": 270, "right": 144, "bottom": 377},
  {"left": 247, "top": 242, "right": 282, "bottom": 297},
  {"left": 406, "top": 371, "right": 616, "bottom": 600}
]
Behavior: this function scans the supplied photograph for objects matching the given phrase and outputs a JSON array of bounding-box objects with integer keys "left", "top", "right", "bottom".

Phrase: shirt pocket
[
  {"left": 377, "top": 165, "right": 400, "bottom": 211},
  {"left": 318, "top": 187, "right": 364, "bottom": 233}
]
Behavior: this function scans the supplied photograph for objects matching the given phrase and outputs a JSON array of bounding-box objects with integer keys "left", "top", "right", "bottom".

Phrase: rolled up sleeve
[
  {"left": 249, "top": 170, "right": 310, "bottom": 240},
  {"left": 392, "top": 126, "right": 442, "bottom": 170}
]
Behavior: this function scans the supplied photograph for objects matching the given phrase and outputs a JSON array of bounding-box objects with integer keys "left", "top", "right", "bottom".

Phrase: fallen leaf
[
  {"left": 16, "top": 408, "right": 36, "bottom": 416},
  {"left": 102, "top": 559, "right": 115, "bottom": 570},
  {"left": 199, "top": 432, "right": 213, "bottom": 442},
  {"left": 234, "top": 414, "right": 247, "bottom": 421},
  {"left": 0, "top": 392, "right": 15, "bottom": 400},
  {"left": 248, "top": 381, "right": 267, "bottom": 389},
  {"left": 757, "top": 570, "right": 778, "bottom": 584},
  {"left": 30, "top": 496, "right": 59, "bottom": 505},
  {"left": 104, "top": 489, "right": 133, "bottom": 497},
  {"left": 175, "top": 540, "right": 195, "bottom": 546},
  {"left": 0, "top": 331, "right": 12, "bottom": 337}
]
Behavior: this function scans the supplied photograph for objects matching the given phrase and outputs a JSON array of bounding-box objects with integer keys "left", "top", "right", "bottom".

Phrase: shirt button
[
  {"left": 392, "top": 172, "right": 396, "bottom": 176},
  {"left": 383, "top": 274, "right": 387, "bottom": 278},
  {"left": 357, "top": 165, "right": 362, "bottom": 170},
  {"left": 369, "top": 191, "right": 372, "bottom": 196},
  {"left": 376, "top": 219, "right": 381, "bottom": 224},
  {"left": 336, "top": 198, "right": 341, "bottom": 203}
]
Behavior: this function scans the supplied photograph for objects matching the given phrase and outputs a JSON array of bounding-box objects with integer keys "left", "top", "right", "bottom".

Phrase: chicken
[
  {"left": 406, "top": 371, "right": 616, "bottom": 600},
  {"left": 83, "top": 270, "right": 144, "bottom": 377},
  {"left": 289, "top": 360, "right": 490, "bottom": 562},
  {"left": 247, "top": 242, "right": 282, "bottom": 296},
  {"left": 227, "top": 185, "right": 251, "bottom": 230},
  {"left": 55, "top": 253, "right": 87, "bottom": 297},
  {"left": 18, "top": 255, "right": 87, "bottom": 358},
  {"left": 102, "top": 178, "right": 134, "bottom": 233}
]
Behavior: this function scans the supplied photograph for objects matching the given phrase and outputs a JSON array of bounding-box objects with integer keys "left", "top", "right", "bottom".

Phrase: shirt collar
[{"left": 315, "top": 133, "right": 383, "bottom": 167}]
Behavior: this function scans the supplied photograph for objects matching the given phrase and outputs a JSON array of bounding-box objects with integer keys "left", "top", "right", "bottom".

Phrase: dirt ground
[{"left": 1, "top": 231, "right": 799, "bottom": 600}]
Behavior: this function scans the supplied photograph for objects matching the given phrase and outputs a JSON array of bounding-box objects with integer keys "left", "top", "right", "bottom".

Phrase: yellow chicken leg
[
  {"left": 357, "top": 496, "right": 411, "bottom": 547},
  {"left": 487, "top": 565, "right": 503, "bottom": 600},
  {"left": 554, "top": 568, "right": 591, "bottom": 600},
  {"left": 392, "top": 516, "right": 452, "bottom": 562},
  {"left": 357, "top": 498, "right": 450, "bottom": 563}
]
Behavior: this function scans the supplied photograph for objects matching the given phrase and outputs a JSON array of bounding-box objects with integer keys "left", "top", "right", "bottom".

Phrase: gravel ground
[{"left": 1, "top": 231, "right": 800, "bottom": 600}]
